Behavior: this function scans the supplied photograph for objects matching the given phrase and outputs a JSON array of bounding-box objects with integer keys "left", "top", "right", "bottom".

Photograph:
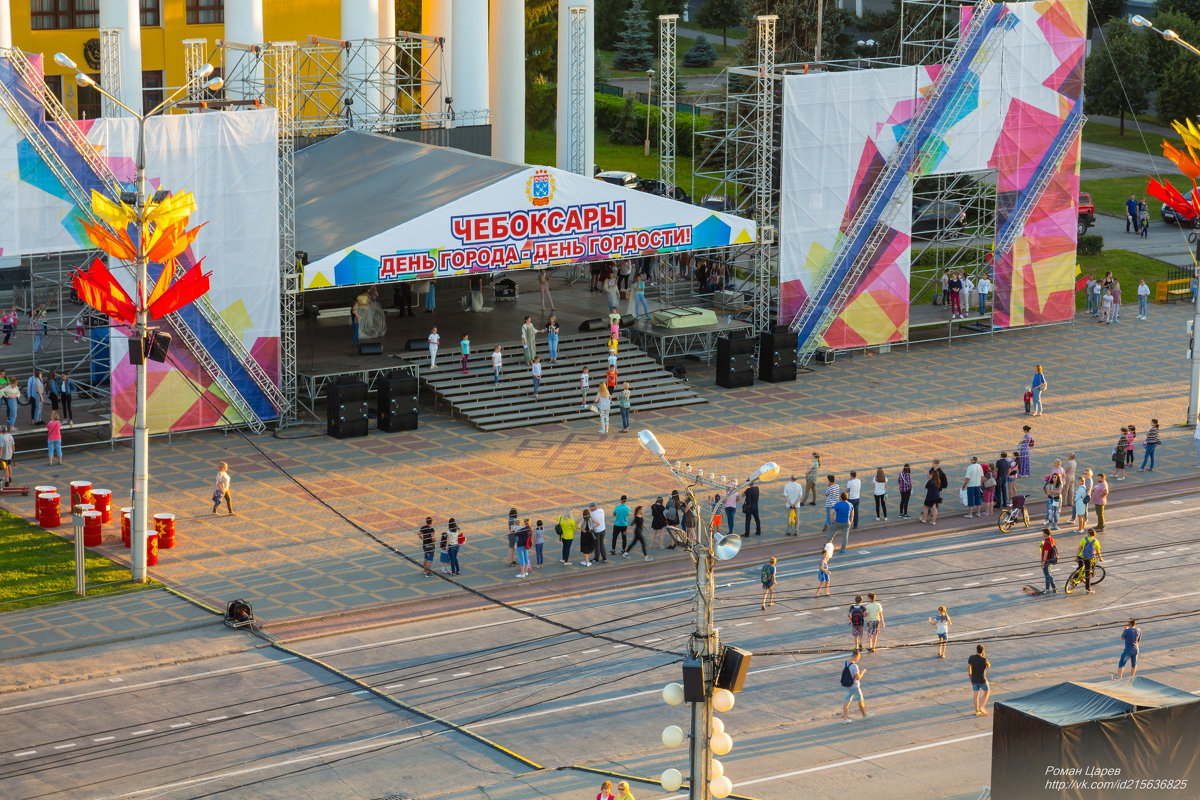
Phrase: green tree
[
  {"left": 597, "top": 0, "right": 626, "bottom": 50},
  {"left": 1157, "top": 0, "right": 1200, "bottom": 20},
  {"left": 609, "top": 95, "right": 645, "bottom": 144},
  {"left": 1082, "top": 19, "right": 1150, "bottom": 135},
  {"left": 683, "top": 35, "right": 720, "bottom": 66},
  {"left": 612, "top": 0, "right": 656, "bottom": 70},
  {"left": 1085, "top": 0, "right": 1125, "bottom": 35},
  {"left": 737, "top": 0, "right": 855, "bottom": 66},
  {"left": 697, "top": 0, "right": 746, "bottom": 51},
  {"left": 1156, "top": 51, "right": 1200, "bottom": 127},
  {"left": 525, "top": 0, "right": 558, "bottom": 87}
]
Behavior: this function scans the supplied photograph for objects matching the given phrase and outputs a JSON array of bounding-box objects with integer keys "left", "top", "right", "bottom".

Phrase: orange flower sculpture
[
  {"left": 72, "top": 190, "right": 212, "bottom": 326},
  {"left": 1147, "top": 120, "right": 1200, "bottom": 224}
]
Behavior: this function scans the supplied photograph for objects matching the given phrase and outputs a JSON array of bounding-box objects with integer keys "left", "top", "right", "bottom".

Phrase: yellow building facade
[{"left": 11, "top": 1, "right": 342, "bottom": 118}]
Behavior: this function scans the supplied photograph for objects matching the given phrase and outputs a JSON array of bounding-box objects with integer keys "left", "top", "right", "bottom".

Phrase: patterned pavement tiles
[{"left": 0, "top": 304, "right": 1195, "bottom": 639}]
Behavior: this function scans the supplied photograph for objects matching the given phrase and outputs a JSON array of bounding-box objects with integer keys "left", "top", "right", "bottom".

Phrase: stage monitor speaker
[
  {"left": 715, "top": 645, "right": 752, "bottom": 693},
  {"left": 682, "top": 657, "right": 706, "bottom": 703},
  {"left": 377, "top": 373, "right": 419, "bottom": 432},
  {"left": 358, "top": 341, "right": 383, "bottom": 355},
  {"left": 406, "top": 337, "right": 429, "bottom": 352},
  {"left": 578, "top": 317, "right": 607, "bottom": 332}
]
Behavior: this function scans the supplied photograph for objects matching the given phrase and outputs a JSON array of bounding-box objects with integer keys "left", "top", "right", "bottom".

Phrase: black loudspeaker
[
  {"left": 327, "top": 379, "right": 369, "bottom": 439},
  {"left": 715, "top": 645, "right": 752, "bottom": 693},
  {"left": 378, "top": 373, "right": 419, "bottom": 432},
  {"left": 682, "top": 657, "right": 706, "bottom": 703},
  {"left": 578, "top": 317, "right": 607, "bottom": 332},
  {"left": 758, "top": 332, "right": 797, "bottom": 383},
  {"left": 406, "top": 337, "right": 429, "bottom": 352},
  {"left": 128, "top": 331, "right": 172, "bottom": 365},
  {"left": 358, "top": 341, "right": 383, "bottom": 355},
  {"left": 715, "top": 335, "right": 756, "bottom": 388}
]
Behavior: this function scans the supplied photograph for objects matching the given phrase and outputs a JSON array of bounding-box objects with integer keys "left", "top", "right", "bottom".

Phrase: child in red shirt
[{"left": 1023, "top": 387, "right": 1033, "bottom": 414}]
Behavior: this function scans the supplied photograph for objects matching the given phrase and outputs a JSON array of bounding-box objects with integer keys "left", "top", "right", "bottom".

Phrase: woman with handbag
[
  {"left": 980, "top": 464, "right": 996, "bottom": 515},
  {"left": 1043, "top": 473, "right": 1063, "bottom": 531},
  {"left": 447, "top": 518, "right": 462, "bottom": 576},
  {"left": 1112, "top": 428, "right": 1129, "bottom": 480}
]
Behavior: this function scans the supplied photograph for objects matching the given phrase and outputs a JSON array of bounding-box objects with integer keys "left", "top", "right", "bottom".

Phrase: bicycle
[
  {"left": 1063, "top": 560, "right": 1106, "bottom": 594},
  {"left": 997, "top": 494, "right": 1030, "bottom": 532}
]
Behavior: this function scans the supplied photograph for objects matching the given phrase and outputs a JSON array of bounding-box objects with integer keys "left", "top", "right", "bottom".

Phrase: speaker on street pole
[
  {"left": 682, "top": 657, "right": 707, "bottom": 703},
  {"left": 715, "top": 335, "right": 756, "bottom": 388},
  {"left": 378, "top": 373, "right": 418, "bottom": 432},
  {"left": 715, "top": 645, "right": 752, "bottom": 693},
  {"left": 327, "top": 379, "right": 369, "bottom": 439}
]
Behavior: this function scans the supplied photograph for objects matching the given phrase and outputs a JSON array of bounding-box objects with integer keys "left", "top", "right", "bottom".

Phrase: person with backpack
[
  {"left": 760, "top": 557, "right": 777, "bottom": 610},
  {"left": 1076, "top": 528, "right": 1103, "bottom": 593},
  {"left": 848, "top": 595, "right": 867, "bottom": 650},
  {"left": 840, "top": 650, "right": 871, "bottom": 723},
  {"left": 1040, "top": 528, "right": 1058, "bottom": 594}
]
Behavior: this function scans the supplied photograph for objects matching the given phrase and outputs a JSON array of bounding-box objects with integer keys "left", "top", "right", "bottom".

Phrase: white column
[
  {"left": 450, "top": 0, "right": 488, "bottom": 126},
  {"left": 379, "top": 0, "right": 396, "bottom": 111},
  {"left": 0, "top": 0, "right": 12, "bottom": 50},
  {"left": 490, "top": 0, "right": 524, "bottom": 161},
  {"left": 223, "top": 0, "right": 263, "bottom": 100},
  {"left": 422, "top": 0, "right": 452, "bottom": 121},
  {"left": 556, "top": 0, "right": 594, "bottom": 174},
  {"left": 99, "top": 0, "right": 142, "bottom": 113},
  {"left": 341, "top": 0, "right": 379, "bottom": 124}
]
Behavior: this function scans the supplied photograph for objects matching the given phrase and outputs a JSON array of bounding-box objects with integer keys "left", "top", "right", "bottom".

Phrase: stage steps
[{"left": 399, "top": 332, "right": 705, "bottom": 432}]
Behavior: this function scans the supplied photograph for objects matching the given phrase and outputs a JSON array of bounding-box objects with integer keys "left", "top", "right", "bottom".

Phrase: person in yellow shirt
[
  {"left": 615, "top": 780, "right": 636, "bottom": 800},
  {"left": 1076, "top": 529, "right": 1103, "bottom": 594}
]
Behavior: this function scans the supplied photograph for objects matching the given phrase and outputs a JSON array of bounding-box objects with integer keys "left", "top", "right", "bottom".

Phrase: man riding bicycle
[{"left": 1076, "top": 528, "right": 1103, "bottom": 594}]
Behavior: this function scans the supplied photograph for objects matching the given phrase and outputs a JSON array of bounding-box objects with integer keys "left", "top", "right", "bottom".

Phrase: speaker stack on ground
[
  {"left": 715, "top": 334, "right": 756, "bottom": 388},
  {"left": 327, "top": 377, "right": 369, "bottom": 439},
  {"left": 377, "top": 372, "right": 419, "bottom": 432},
  {"left": 758, "top": 329, "right": 798, "bottom": 383}
]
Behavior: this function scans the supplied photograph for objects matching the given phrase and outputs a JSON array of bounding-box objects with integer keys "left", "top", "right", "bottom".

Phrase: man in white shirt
[
  {"left": 427, "top": 327, "right": 440, "bottom": 368},
  {"left": 783, "top": 475, "right": 802, "bottom": 536},
  {"left": 961, "top": 275, "right": 975, "bottom": 315},
  {"left": 589, "top": 503, "right": 608, "bottom": 562},
  {"left": 962, "top": 456, "right": 984, "bottom": 517},
  {"left": 976, "top": 276, "right": 991, "bottom": 315},
  {"left": 845, "top": 471, "right": 862, "bottom": 529},
  {"left": 1136, "top": 278, "right": 1151, "bottom": 320}
]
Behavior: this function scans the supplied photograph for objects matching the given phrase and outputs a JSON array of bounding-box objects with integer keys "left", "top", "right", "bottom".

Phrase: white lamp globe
[
  {"left": 711, "top": 758, "right": 724, "bottom": 778},
  {"left": 663, "top": 682, "right": 685, "bottom": 706},
  {"left": 662, "top": 725, "right": 685, "bottom": 748},
  {"left": 711, "top": 775, "right": 733, "bottom": 798},
  {"left": 711, "top": 731, "right": 733, "bottom": 755},
  {"left": 711, "top": 716, "right": 725, "bottom": 734},
  {"left": 713, "top": 688, "right": 736, "bottom": 712},
  {"left": 661, "top": 768, "right": 683, "bottom": 791}
]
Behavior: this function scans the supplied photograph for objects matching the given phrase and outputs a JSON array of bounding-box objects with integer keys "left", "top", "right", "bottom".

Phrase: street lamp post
[
  {"left": 53, "top": 52, "right": 223, "bottom": 581},
  {"left": 1129, "top": 15, "right": 1200, "bottom": 425},
  {"left": 638, "top": 429, "right": 779, "bottom": 800},
  {"left": 645, "top": 68, "right": 655, "bottom": 157}
]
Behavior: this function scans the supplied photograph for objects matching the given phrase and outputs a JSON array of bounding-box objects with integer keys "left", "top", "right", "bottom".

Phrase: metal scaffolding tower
[
  {"left": 98, "top": 28, "right": 125, "bottom": 118},
  {"left": 900, "top": 0, "right": 981, "bottom": 66},
  {"left": 658, "top": 14, "right": 678, "bottom": 307},
  {"left": 266, "top": 42, "right": 300, "bottom": 423},
  {"left": 182, "top": 39, "right": 207, "bottom": 101},
  {"left": 566, "top": 6, "right": 589, "bottom": 176},
  {"left": 751, "top": 15, "right": 777, "bottom": 334}
]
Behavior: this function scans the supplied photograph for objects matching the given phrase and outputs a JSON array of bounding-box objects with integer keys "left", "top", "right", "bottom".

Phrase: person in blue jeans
[
  {"left": 635, "top": 276, "right": 650, "bottom": 318},
  {"left": 546, "top": 315, "right": 560, "bottom": 363},
  {"left": 1140, "top": 420, "right": 1160, "bottom": 471},
  {"left": 1030, "top": 365, "right": 1047, "bottom": 416},
  {"left": 825, "top": 492, "right": 855, "bottom": 553},
  {"left": 618, "top": 382, "right": 631, "bottom": 432},
  {"left": 1117, "top": 619, "right": 1141, "bottom": 678}
]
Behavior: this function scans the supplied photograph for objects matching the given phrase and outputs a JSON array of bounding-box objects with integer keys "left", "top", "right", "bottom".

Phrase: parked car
[
  {"left": 639, "top": 180, "right": 692, "bottom": 204},
  {"left": 1077, "top": 192, "right": 1095, "bottom": 236},
  {"left": 912, "top": 201, "right": 967, "bottom": 238},
  {"left": 698, "top": 193, "right": 736, "bottom": 213},
  {"left": 1161, "top": 202, "right": 1200, "bottom": 228},
  {"left": 595, "top": 170, "right": 641, "bottom": 190}
]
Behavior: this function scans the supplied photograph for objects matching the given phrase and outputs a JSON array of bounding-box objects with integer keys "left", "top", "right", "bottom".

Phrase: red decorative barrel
[
  {"left": 34, "top": 486, "right": 56, "bottom": 517},
  {"left": 121, "top": 508, "right": 133, "bottom": 549},
  {"left": 82, "top": 510, "right": 102, "bottom": 547},
  {"left": 38, "top": 493, "right": 60, "bottom": 528},
  {"left": 154, "top": 513, "right": 176, "bottom": 549},
  {"left": 69, "top": 481, "right": 92, "bottom": 508},
  {"left": 91, "top": 489, "right": 112, "bottom": 523},
  {"left": 146, "top": 531, "right": 159, "bottom": 567}
]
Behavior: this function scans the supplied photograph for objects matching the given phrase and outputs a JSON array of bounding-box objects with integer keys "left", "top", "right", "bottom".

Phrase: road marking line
[
  {"left": 242, "top": 710, "right": 264, "bottom": 715},
  {"left": 93, "top": 737, "right": 115, "bottom": 743},
  {"left": 937, "top": 587, "right": 954, "bottom": 591},
  {"left": 643, "top": 638, "right": 662, "bottom": 643},
  {"left": 316, "top": 697, "right": 336, "bottom": 703},
  {"left": 452, "top": 672, "right": 473, "bottom": 677},
  {"left": 130, "top": 729, "right": 154, "bottom": 736},
  {"left": 206, "top": 716, "right": 228, "bottom": 722},
  {"left": 1017, "top": 572, "right": 1035, "bottom": 577},
  {"left": 54, "top": 743, "right": 76, "bottom": 749},
  {"left": 963, "top": 582, "right": 981, "bottom": 587},
  {"left": 765, "top": 617, "right": 782, "bottom": 622},
  {"left": 351, "top": 690, "right": 369, "bottom": 696},
  {"left": 485, "top": 666, "right": 504, "bottom": 671},
  {"left": 990, "top": 577, "right": 1005, "bottom": 582},
  {"left": 418, "top": 677, "right": 438, "bottom": 683},
  {"left": 735, "top": 622, "right": 754, "bottom": 627},
  {"left": 582, "top": 648, "right": 600, "bottom": 654},
  {"left": 169, "top": 722, "right": 191, "bottom": 729},
  {"left": 12, "top": 750, "right": 36, "bottom": 757},
  {"left": 1152, "top": 551, "right": 1168, "bottom": 555},
  {"left": 551, "top": 655, "right": 569, "bottom": 660},
  {"left": 906, "top": 592, "right": 925, "bottom": 596},
  {"left": 384, "top": 683, "right": 405, "bottom": 689},
  {"left": 795, "top": 612, "right": 810, "bottom": 616},
  {"left": 612, "top": 644, "right": 630, "bottom": 649}
]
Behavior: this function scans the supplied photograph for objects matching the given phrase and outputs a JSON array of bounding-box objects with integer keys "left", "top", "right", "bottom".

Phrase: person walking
[
  {"left": 1125, "top": 193, "right": 1139, "bottom": 233},
  {"left": 760, "top": 556, "right": 777, "bottom": 610},
  {"left": 1077, "top": 527, "right": 1103, "bottom": 593},
  {"left": 864, "top": 592, "right": 885, "bottom": 652},
  {"left": 615, "top": 780, "right": 636, "bottom": 800},
  {"left": 1073, "top": 476, "right": 1089, "bottom": 532},
  {"left": 822, "top": 474, "right": 841, "bottom": 531},
  {"left": 1040, "top": 528, "right": 1058, "bottom": 593},
  {"left": 742, "top": 480, "right": 761, "bottom": 537},
  {"left": 802, "top": 452, "right": 821, "bottom": 505},
  {"left": 594, "top": 384, "right": 612, "bottom": 434},
  {"left": 459, "top": 333, "right": 470, "bottom": 373},
  {"left": 579, "top": 366, "right": 590, "bottom": 407},
  {"left": 596, "top": 779, "right": 615, "bottom": 800},
  {"left": 1117, "top": 619, "right": 1141, "bottom": 678},
  {"left": 427, "top": 327, "right": 440, "bottom": 368},
  {"left": 840, "top": 650, "right": 871, "bottom": 723},
  {"left": 897, "top": 464, "right": 913, "bottom": 518},
  {"left": 722, "top": 481, "right": 739, "bottom": 532},
  {"left": 968, "top": 645, "right": 991, "bottom": 716},
  {"left": 531, "top": 357, "right": 542, "bottom": 399},
  {"left": 624, "top": 505, "right": 651, "bottom": 560},
  {"left": 447, "top": 518, "right": 462, "bottom": 576},
  {"left": 556, "top": 512, "right": 576, "bottom": 565},
  {"left": 27, "top": 370, "right": 44, "bottom": 426},
  {"left": 848, "top": 595, "right": 867, "bottom": 651},
  {"left": 618, "top": 382, "right": 632, "bottom": 432},
  {"left": 589, "top": 503, "right": 608, "bottom": 563},
  {"left": 815, "top": 544, "right": 832, "bottom": 597},
  {"left": 520, "top": 316, "right": 540, "bottom": 364},
  {"left": 928, "top": 606, "right": 951, "bottom": 658},
  {"left": 612, "top": 495, "right": 631, "bottom": 555},
  {"left": 1137, "top": 278, "right": 1150, "bottom": 319},
  {"left": 1141, "top": 419, "right": 1160, "bottom": 472},
  {"left": 212, "top": 461, "right": 233, "bottom": 515},
  {"left": 872, "top": 468, "right": 888, "bottom": 521},
  {"left": 46, "top": 411, "right": 63, "bottom": 466},
  {"left": 826, "top": 492, "right": 854, "bottom": 553},
  {"left": 418, "top": 517, "right": 436, "bottom": 577},
  {"left": 920, "top": 468, "right": 943, "bottom": 525},
  {"left": 962, "top": 456, "right": 984, "bottom": 518},
  {"left": 845, "top": 471, "right": 862, "bottom": 529},
  {"left": 1030, "top": 365, "right": 1047, "bottom": 416},
  {"left": 546, "top": 315, "right": 560, "bottom": 363},
  {"left": 1091, "top": 474, "right": 1109, "bottom": 532},
  {"left": 1043, "top": 472, "right": 1063, "bottom": 530},
  {"left": 1017, "top": 426, "right": 1034, "bottom": 479},
  {"left": 1112, "top": 429, "right": 1128, "bottom": 480},
  {"left": 1, "top": 306, "right": 14, "bottom": 346},
  {"left": 784, "top": 474, "right": 803, "bottom": 535}
]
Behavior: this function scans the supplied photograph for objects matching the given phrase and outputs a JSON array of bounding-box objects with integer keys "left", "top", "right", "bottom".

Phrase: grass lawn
[
  {"left": 525, "top": 128, "right": 722, "bottom": 199},
  {"left": 1078, "top": 159, "right": 1106, "bottom": 170},
  {"left": 0, "top": 509, "right": 146, "bottom": 611},
  {"left": 1082, "top": 120, "right": 1174, "bottom": 156},
  {"left": 1080, "top": 175, "right": 1155, "bottom": 218},
  {"left": 1075, "top": 250, "right": 1177, "bottom": 309}
]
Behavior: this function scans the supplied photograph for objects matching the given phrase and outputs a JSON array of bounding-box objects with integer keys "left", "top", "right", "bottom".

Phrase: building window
[
  {"left": 30, "top": 0, "right": 100, "bottom": 31},
  {"left": 76, "top": 74, "right": 101, "bottom": 119},
  {"left": 43, "top": 74, "right": 64, "bottom": 105},
  {"left": 186, "top": 0, "right": 222, "bottom": 25},
  {"left": 140, "top": 0, "right": 160, "bottom": 26},
  {"left": 142, "top": 70, "right": 164, "bottom": 114}
]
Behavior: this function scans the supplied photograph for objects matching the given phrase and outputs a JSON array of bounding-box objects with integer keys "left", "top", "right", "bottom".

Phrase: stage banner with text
[{"left": 301, "top": 167, "right": 757, "bottom": 290}]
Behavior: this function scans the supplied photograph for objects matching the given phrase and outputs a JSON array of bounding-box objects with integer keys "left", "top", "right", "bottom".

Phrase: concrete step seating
[{"left": 399, "top": 332, "right": 704, "bottom": 431}]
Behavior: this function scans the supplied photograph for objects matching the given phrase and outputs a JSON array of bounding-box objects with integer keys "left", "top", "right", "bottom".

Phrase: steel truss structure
[
  {"left": 901, "top": 0, "right": 980, "bottom": 66},
  {"left": 751, "top": 15, "right": 777, "bottom": 334},
  {"left": 909, "top": 170, "right": 997, "bottom": 302},
  {"left": 657, "top": 14, "right": 678, "bottom": 307},
  {"left": 98, "top": 28, "right": 125, "bottom": 118},
  {"left": 566, "top": 6, "right": 589, "bottom": 176}
]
